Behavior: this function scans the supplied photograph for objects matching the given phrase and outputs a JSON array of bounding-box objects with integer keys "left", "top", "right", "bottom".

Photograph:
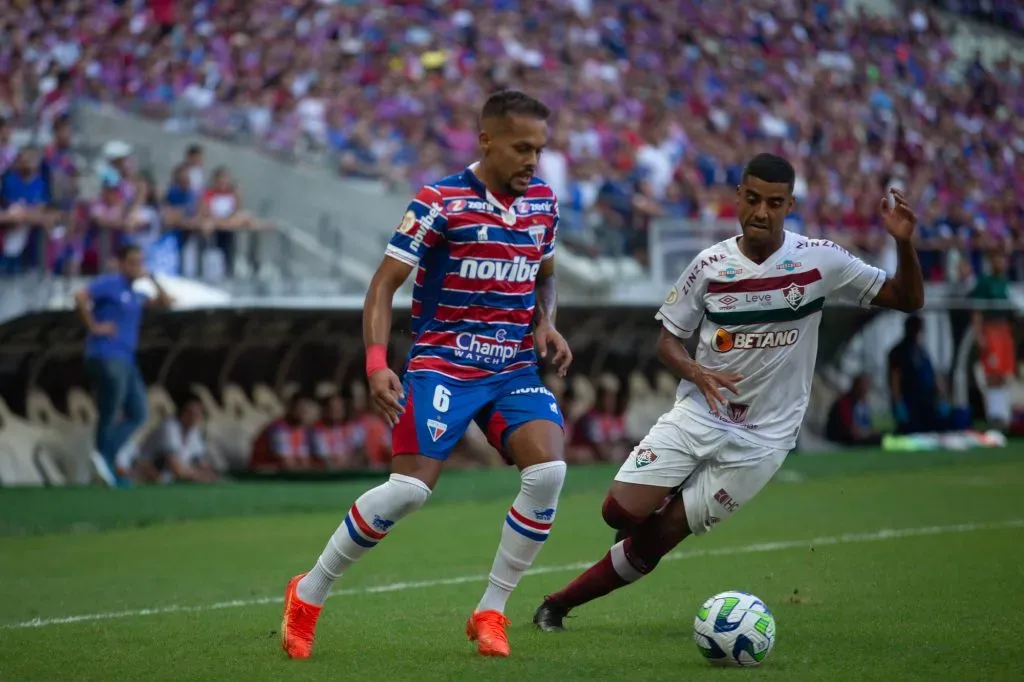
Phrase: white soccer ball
[{"left": 693, "top": 591, "right": 776, "bottom": 667}]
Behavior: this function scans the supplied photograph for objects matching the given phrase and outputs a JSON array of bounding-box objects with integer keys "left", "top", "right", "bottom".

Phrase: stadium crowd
[
  {"left": 1, "top": 0, "right": 1023, "bottom": 277},
  {"left": 0, "top": 111, "right": 268, "bottom": 278},
  {"left": 925, "top": 0, "right": 1024, "bottom": 34}
]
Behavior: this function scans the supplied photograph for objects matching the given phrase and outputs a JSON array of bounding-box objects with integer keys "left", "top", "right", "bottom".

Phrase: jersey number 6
[{"left": 432, "top": 385, "right": 452, "bottom": 413}]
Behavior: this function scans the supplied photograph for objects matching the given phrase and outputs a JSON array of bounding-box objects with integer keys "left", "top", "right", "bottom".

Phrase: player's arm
[
  {"left": 363, "top": 256, "right": 414, "bottom": 427},
  {"left": 364, "top": 256, "right": 414, "bottom": 353},
  {"left": 869, "top": 189, "right": 925, "bottom": 312},
  {"left": 655, "top": 327, "right": 740, "bottom": 414},
  {"left": 365, "top": 188, "right": 446, "bottom": 425},
  {"left": 74, "top": 278, "right": 116, "bottom": 336},
  {"left": 534, "top": 201, "right": 572, "bottom": 376},
  {"left": 535, "top": 257, "right": 558, "bottom": 328},
  {"left": 656, "top": 265, "right": 741, "bottom": 414},
  {"left": 534, "top": 257, "right": 572, "bottom": 377}
]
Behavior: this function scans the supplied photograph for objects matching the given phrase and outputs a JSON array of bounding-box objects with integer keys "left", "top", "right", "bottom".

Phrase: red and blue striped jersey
[{"left": 385, "top": 165, "right": 558, "bottom": 382}]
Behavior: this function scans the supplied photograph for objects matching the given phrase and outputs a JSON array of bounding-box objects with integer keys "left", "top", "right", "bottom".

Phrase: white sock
[
  {"left": 477, "top": 460, "right": 567, "bottom": 613},
  {"left": 296, "top": 473, "right": 431, "bottom": 605}
]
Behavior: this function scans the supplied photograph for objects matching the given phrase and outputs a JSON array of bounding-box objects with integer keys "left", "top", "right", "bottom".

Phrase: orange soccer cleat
[
  {"left": 280, "top": 574, "right": 323, "bottom": 659},
  {"left": 466, "top": 610, "right": 511, "bottom": 657}
]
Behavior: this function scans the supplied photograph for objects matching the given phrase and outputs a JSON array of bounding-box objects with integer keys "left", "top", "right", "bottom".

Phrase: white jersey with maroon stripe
[{"left": 657, "top": 231, "right": 886, "bottom": 450}]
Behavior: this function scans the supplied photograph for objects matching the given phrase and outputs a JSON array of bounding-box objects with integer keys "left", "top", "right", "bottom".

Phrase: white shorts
[
  {"left": 614, "top": 402, "right": 788, "bottom": 536},
  {"left": 983, "top": 386, "right": 1011, "bottom": 424}
]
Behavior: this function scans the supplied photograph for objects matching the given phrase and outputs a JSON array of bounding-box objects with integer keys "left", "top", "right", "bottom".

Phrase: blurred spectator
[
  {"left": 826, "top": 374, "right": 882, "bottom": 446},
  {"left": 74, "top": 244, "right": 173, "bottom": 487},
  {"left": 184, "top": 166, "right": 261, "bottom": 279},
  {"left": 575, "top": 378, "right": 630, "bottom": 462},
  {"left": 923, "top": 0, "right": 1024, "bottom": 34},
  {"left": 164, "top": 164, "right": 198, "bottom": 227},
  {"left": 888, "top": 315, "right": 948, "bottom": 434},
  {"left": 87, "top": 175, "right": 132, "bottom": 266},
  {"left": 0, "top": 118, "right": 17, "bottom": 172},
  {"left": 344, "top": 382, "right": 392, "bottom": 470},
  {"left": 183, "top": 144, "right": 206, "bottom": 194},
  {"left": 98, "top": 141, "right": 136, "bottom": 204},
  {"left": 124, "top": 173, "right": 165, "bottom": 252},
  {"left": 311, "top": 394, "right": 360, "bottom": 469},
  {"left": 971, "top": 251, "right": 1016, "bottom": 430},
  {"left": 135, "top": 397, "right": 218, "bottom": 484},
  {"left": 250, "top": 393, "right": 317, "bottom": 471},
  {"left": 0, "top": 147, "right": 55, "bottom": 274},
  {"left": 41, "top": 114, "right": 78, "bottom": 211}
]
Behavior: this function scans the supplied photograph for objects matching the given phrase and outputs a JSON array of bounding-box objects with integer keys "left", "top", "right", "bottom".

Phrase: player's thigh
[
  {"left": 481, "top": 371, "right": 564, "bottom": 469},
  {"left": 681, "top": 443, "right": 787, "bottom": 536},
  {"left": 611, "top": 406, "right": 707, "bottom": 519},
  {"left": 391, "top": 373, "right": 481, "bottom": 487}
]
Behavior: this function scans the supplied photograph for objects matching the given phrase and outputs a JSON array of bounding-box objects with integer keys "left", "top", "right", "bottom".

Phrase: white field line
[{"left": 4, "top": 518, "right": 1023, "bottom": 631}]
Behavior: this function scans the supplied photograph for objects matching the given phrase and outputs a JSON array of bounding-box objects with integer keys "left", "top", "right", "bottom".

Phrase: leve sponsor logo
[{"left": 746, "top": 293, "right": 772, "bottom": 307}]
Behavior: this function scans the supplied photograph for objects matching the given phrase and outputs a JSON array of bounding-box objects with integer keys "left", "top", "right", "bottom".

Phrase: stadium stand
[
  {"left": 2, "top": 0, "right": 1022, "bottom": 282},
  {"left": 1, "top": 0, "right": 1023, "bottom": 486}
]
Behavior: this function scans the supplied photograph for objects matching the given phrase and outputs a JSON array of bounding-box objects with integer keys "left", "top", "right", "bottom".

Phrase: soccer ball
[{"left": 693, "top": 591, "right": 776, "bottom": 667}]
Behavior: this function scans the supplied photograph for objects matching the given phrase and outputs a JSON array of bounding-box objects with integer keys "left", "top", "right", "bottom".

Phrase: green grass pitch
[{"left": 1, "top": 447, "right": 1023, "bottom": 681}]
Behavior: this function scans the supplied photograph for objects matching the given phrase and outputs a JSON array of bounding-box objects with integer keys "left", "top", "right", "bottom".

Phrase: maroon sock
[
  {"left": 545, "top": 549, "right": 628, "bottom": 610},
  {"left": 546, "top": 538, "right": 658, "bottom": 610},
  {"left": 546, "top": 514, "right": 684, "bottom": 611}
]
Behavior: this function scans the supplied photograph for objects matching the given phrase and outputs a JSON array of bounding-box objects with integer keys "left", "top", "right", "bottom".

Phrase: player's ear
[
  {"left": 786, "top": 196, "right": 795, "bottom": 215},
  {"left": 479, "top": 130, "right": 491, "bottom": 155}
]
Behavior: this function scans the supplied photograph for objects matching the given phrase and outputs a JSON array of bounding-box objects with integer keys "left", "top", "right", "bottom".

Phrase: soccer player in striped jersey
[
  {"left": 533, "top": 153, "right": 925, "bottom": 631},
  {"left": 281, "top": 90, "right": 572, "bottom": 659}
]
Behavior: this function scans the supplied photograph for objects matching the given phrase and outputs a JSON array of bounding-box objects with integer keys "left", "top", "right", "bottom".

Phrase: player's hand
[
  {"left": 879, "top": 187, "right": 917, "bottom": 242},
  {"left": 89, "top": 321, "right": 117, "bottom": 337},
  {"left": 692, "top": 366, "right": 743, "bottom": 415},
  {"left": 369, "top": 368, "right": 405, "bottom": 427},
  {"left": 535, "top": 322, "right": 573, "bottom": 377}
]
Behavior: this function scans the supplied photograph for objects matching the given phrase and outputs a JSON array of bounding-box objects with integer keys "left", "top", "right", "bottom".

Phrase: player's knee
[
  {"left": 601, "top": 492, "right": 646, "bottom": 530},
  {"left": 520, "top": 460, "right": 566, "bottom": 503},
  {"left": 385, "top": 473, "right": 432, "bottom": 516},
  {"left": 658, "top": 498, "right": 693, "bottom": 545}
]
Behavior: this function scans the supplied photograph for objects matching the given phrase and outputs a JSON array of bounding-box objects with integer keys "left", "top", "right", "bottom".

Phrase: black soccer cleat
[{"left": 533, "top": 599, "right": 570, "bottom": 632}]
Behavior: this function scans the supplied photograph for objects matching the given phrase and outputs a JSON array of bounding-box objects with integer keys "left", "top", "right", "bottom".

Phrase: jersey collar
[
  {"left": 727, "top": 230, "right": 794, "bottom": 271},
  {"left": 465, "top": 162, "right": 522, "bottom": 224}
]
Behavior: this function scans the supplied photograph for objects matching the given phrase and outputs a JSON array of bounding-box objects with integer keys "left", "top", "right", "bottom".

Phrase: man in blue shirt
[
  {"left": 0, "top": 147, "right": 54, "bottom": 274},
  {"left": 74, "top": 244, "right": 173, "bottom": 486}
]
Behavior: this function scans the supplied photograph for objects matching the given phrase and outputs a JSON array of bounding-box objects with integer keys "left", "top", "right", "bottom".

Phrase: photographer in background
[
  {"left": 971, "top": 251, "right": 1016, "bottom": 431},
  {"left": 74, "top": 244, "right": 173, "bottom": 486}
]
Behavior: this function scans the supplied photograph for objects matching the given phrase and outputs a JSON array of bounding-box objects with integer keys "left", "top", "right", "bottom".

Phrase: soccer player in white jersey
[{"left": 533, "top": 153, "right": 924, "bottom": 629}]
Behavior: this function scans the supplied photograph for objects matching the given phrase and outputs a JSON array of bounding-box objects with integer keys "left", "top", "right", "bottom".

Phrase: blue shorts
[{"left": 391, "top": 368, "right": 564, "bottom": 461}]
